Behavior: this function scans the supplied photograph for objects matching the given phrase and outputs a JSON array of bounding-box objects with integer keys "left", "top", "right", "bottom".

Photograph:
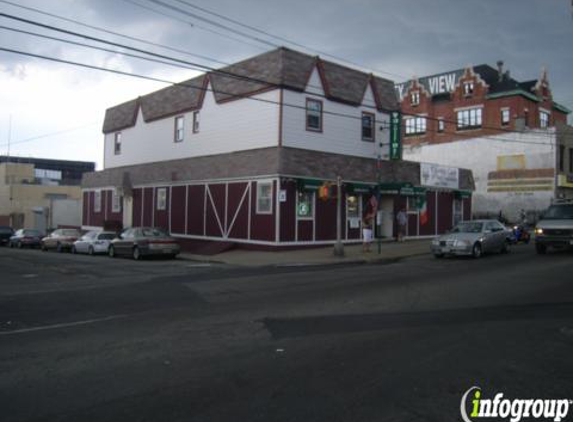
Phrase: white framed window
[
  {"left": 193, "top": 111, "right": 200, "bottom": 133},
  {"left": 501, "top": 108, "right": 510, "bottom": 126},
  {"left": 94, "top": 190, "right": 101, "bottom": 213},
  {"left": 361, "top": 112, "right": 375, "bottom": 141},
  {"left": 297, "top": 190, "right": 314, "bottom": 219},
  {"left": 437, "top": 118, "right": 445, "bottom": 133},
  {"left": 346, "top": 194, "right": 360, "bottom": 218},
  {"left": 456, "top": 107, "right": 482, "bottom": 130},
  {"left": 463, "top": 81, "right": 474, "bottom": 96},
  {"left": 256, "top": 181, "right": 273, "bottom": 214},
  {"left": 114, "top": 132, "right": 122, "bottom": 155},
  {"left": 156, "top": 188, "right": 167, "bottom": 211},
  {"left": 174, "top": 116, "right": 184, "bottom": 142},
  {"left": 112, "top": 190, "right": 121, "bottom": 213},
  {"left": 405, "top": 116, "right": 427, "bottom": 135},
  {"left": 539, "top": 110, "right": 550, "bottom": 128},
  {"left": 410, "top": 91, "right": 420, "bottom": 106},
  {"left": 306, "top": 98, "right": 323, "bottom": 132}
]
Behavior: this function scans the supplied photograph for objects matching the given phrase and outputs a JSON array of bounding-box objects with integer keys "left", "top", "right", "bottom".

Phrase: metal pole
[
  {"left": 377, "top": 145, "right": 382, "bottom": 254},
  {"left": 333, "top": 175, "right": 344, "bottom": 256}
]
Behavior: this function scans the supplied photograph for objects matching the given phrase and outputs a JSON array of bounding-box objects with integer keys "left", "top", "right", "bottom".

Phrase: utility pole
[
  {"left": 333, "top": 175, "right": 344, "bottom": 256},
  {"left": 377, "top": 148, "right": 382, "bottom": 254}
]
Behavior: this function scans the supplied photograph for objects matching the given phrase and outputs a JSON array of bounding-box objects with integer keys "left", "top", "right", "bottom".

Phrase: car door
[
  {"left": 47, "top": 230, "right": 61, "bottom": 249},
  {"left": 482, "top": 222, "right": 498, "bottom": 253},
  {"left": 116, "top": 229, "right": 134, "bottom": 255}
]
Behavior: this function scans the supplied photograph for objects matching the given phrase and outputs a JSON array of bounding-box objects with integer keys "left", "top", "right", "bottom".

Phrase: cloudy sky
[{"left": 1, "top": 0, "right": 572, "bottom": 169}]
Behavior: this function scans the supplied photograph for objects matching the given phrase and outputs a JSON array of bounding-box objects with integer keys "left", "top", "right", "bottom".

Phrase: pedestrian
[
  {"left": 396, "top": 208, "right": 407, "bottom": 242},
  {"left": 362, "top": 217, "right": 373, "bottom": 252}
]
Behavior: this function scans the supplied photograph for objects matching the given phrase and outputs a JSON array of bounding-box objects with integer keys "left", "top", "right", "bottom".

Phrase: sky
[{"left": 1, "top": 0, "right": 572, "bottom": 170}]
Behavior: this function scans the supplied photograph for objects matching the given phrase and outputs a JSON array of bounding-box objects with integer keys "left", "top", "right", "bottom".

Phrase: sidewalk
[{"left": 180, "top": 238, "right": 431, "bottom": 267}]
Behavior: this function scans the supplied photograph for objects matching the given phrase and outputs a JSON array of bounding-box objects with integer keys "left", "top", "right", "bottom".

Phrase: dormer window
[
  {"left": 463, "top": 81, "right": 474, "bottom": 97},
  {"left": 410, "top": 91, "right": 420, "bottom": 106},
  {"left": 174, "top": 116, "right": 184, "bottom": 142},
  {"left": 539, "top": 110, "right": 550, "bottom": 128},
  {"left": 114, "top": 132, "right": 122, "bottom": 155}
]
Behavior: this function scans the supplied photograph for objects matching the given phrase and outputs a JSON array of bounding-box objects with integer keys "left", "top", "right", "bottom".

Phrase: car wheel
[
  {"left": 433, "top": 253, "right": 444, "bottom": 259},
  {"left": 41, "top": 243, "right": 47, "bottom": 251},
  {"left": 56, "top": 243, "right": 63, "bottom": 253},
  {"left": 108, "top": 245, "right": 116, "bottom": 258},
  {"left": 17, "top": 241, "right": 22, "bottom": 249},
  {"left": 501, "top": 239, "right": 511, "bottom": 254},
  {"left": 535, "top": 243, "right": 547, "bottom": 255},
  {"left": 472, "top": 243, "right": 482, "bottom": 259},
  {"left": 88, "top": 246, "right": 94, "bottom": 256},
  {"left": 132, "top": 246, "right": 141, "bottom": 261}
]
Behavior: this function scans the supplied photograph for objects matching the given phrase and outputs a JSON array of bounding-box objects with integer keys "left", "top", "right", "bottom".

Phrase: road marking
[{"left": 0, "top": 314, "right": 127, "bottom": 336}]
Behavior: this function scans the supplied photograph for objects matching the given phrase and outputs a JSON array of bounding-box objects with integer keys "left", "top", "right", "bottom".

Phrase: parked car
[
  {"left": 431, "top": 219, "right": 512, "bottom": 258},
  {"left": 534, "top": 201, "right": 573, "bottom": 254},
  {"left": 72, "top": 231, "right": 116, "bottom": 255},
  {"left": 0, "top": 226, "right": 14, "bottom": 246},
  {"left": 9, "top": 228, "right": 43, "bottom": 248},
  {"left": 41, "top": 228, "right": 82, "bottom": 252},
  {"left": 108, "top": 227, "right": 180, "bottom": 260}
]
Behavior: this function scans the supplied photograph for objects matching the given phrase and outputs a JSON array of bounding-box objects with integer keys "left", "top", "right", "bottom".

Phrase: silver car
[
  {"left": 72, "top": 231, "right": 116, "bottom": 255},
  {"left": 431, "top": 219, "right": 512, "bottom": 258}
]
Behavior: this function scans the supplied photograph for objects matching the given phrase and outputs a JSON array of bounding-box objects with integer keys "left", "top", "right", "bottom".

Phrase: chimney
[{"left": 497, "top": 60, "right": 504, "bottom": 82}]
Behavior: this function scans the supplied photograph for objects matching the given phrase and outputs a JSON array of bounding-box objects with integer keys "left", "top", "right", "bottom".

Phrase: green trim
[
  {"left": 552, "top": 102, "right": 571, "bottom": 114},
  {"left": 377, "top": 183, "right": 426, "bottom": 196},
  {"left": 485, "top": 90, "right": 539, "bottom": 103},
  {"left": 347, "top": 183, "right": 374, "bottom": 194},
  {"left": 297, "top": 178, "right": 322, "bottom": 191},
  {"left": 454, "top": 190, "right": 472, "bottom": 199}
]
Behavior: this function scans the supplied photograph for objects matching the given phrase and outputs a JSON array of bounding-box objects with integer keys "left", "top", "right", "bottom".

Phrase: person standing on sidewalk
[
  {"left": 362, "top": 217, "right": 373, "bottom": 252},
  {"left": 396, "top": 208, "right": 407, "bottom": 242}
]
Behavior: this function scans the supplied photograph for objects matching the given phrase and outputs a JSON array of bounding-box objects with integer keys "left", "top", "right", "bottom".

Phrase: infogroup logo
[{"left": 460, "top": 386, "right": 572, "bottom": 422}]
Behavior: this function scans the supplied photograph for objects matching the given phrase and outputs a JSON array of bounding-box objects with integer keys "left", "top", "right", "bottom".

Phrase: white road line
[{"left": 0, "top": 314, "right": 128, "bottom": 336}]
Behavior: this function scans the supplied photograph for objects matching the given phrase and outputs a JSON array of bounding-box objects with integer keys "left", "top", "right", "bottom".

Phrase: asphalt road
[{"left": 1, "top": 244, "right": 572, "bottom": 422}]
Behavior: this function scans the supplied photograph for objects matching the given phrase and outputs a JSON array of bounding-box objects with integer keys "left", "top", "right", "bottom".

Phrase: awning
[
  {"left": 454, "top": 190, "right": 472, "bottom": 199},
  {"left": 378, "top": 183, "right": 426, "bottom": 196},
  {"left": 346, "top": 183, "right": 375, "bottom": 194},
  {"left": 297, "top": 178, "right": 323, "bottom": 191}
]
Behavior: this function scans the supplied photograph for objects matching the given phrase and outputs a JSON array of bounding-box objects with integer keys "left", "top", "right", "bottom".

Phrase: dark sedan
[
  {"left": 0, "top": 226, "right": 14, "bottom": 246},
  {"left": 41, "top": 228, "right": 82, "bottom": 252},
  {"left": 9, "top": 229, "right": 43, "bottom": 248},
  {"left": 108, "top": 227, "right": 180, "bottom": 260}
]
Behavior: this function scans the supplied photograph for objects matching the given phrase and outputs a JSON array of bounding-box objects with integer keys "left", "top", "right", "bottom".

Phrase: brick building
[{"left": 396, "top": 62, "right": 570, "bottom": 146}]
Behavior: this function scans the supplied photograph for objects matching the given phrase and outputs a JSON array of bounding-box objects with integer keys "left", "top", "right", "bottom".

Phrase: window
[
  {"left": 174, "top": 116, "right": 184, "bottom": 142},
  {"left": 559, "top": 145, "right": 565, "bottom": 172},
  {"left": 437, "top": 118, "right": 445, "bottom": 133},
  {"left": 112, "top": 191, "right": 121, "bottom": 213},
  {"left": 456, "top": 108, "right": 482, "bottom": 130},
  {"left": 501, "top": 108, "right": 510, "bottom": 126},
  {"left": 193, "top": 111, "right": 200, "bottom": 133},
  {"left": 297, "top": 191, "right": 313, "bottom": 218},
  {"left": 453, "top": 199, "right": 463, "bottom": 226},
  {"left": 306, "top": 98, "right": 323, "bottom": 132},
  {"left": 114, "top": 132, "right": 122, "bottom": 155},
  {"left": 361, "top": 112, "right": 375, "bottom": 141},
  {"left": 346, "top": 195, "right": 359, "bottom": 218},
  {"left": 410, "top": 91, "right": 420, "bottom": 106},
  {"left": 463, "top": 81, "right": 474, "bottom": 96},
  {"left": 539, "top": 110, "right": 550, "bottom": 128},
  {"left": 405, "top": 117, "right": 427, "bottom": 135},
  {"left": 94, "top": 191, "right": 101, "bottom": 213},
  {"left": 156, "top": 188, "right": 167, "bottom": 211},
  {"left": 256, "top": 181, "right": 273, "bottom": 214},
  {"left": 524, "top": 109, "right": 529, "bottom": 127}
]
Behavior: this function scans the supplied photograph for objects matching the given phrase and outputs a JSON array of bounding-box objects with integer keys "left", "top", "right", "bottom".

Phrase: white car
[{"left": 72, "top": 231, "right": 116, "bottom": 255}]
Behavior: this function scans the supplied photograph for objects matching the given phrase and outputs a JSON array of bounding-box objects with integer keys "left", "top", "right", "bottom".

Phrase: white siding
[
  {"left": 403, "top": 129, "right": 557, "bottom": 221},
  {"left": 282, "top": 68, "right": 391, "bottom": 159},
  {"left": 104, "top": 85, "right": 280, "bottom": 168}
]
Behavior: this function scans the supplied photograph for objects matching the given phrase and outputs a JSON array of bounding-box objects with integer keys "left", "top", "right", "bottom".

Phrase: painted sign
[
  {"left": 389, "top": 111, "right": 402, "bottom": 161},
  {"left": 395, "top": 69, "right": 466, "bottom": 101},
  {"left": 420, "top": 163, "right": 459, "bottom": 189}
]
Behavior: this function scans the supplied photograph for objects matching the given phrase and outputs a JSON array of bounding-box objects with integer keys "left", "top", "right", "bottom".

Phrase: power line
[{"left": 0, "top": 121, "right": 99, "bottom": 148}]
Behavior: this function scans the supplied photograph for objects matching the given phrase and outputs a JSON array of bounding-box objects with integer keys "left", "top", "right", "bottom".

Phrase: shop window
[
  {"left": 297, "top": 191, "right": 313, "bottom": 218},
  {"left": 112, "top": 191, "right": 121, "bottom": 213},
  {"left": 94, "top": 191, "right": 101, "bottom": 213},
  {"left": 453, "top": 199, "right": 463, "bottom": 226},
  {"left": 346, "top": 195, "right": 360, "bottom": 218},
  {"left": 501, "top": 108, "right": 510, "bottom": 126},
  {"left": 174, "top": 116, "right": 184, "bottom": 142},
  {"left": 156, "top": 188, "right": 167, "bottom": 211},
  {"left": 256, "top": 181, "right": 273, "bottom": 214},
  {"left": 457, "top": 108, "right": 482, "bottom": 130},
  {"left": 306, "top": 98, "right": 323, "bottom": 132},
  {"left": 361, "top": 112, "right": 374, "bottom": 141}
]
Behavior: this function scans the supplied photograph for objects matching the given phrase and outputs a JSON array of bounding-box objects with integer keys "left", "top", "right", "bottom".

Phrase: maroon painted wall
[
  {"left": 419, "top": 191, "right": 436, "bottom": 236},
  {"left": 106, "top": 190, "right": 123, "bottom": 224},
  {"left": 279, "top": 181, "right": 296, "bottom": 242},
  {"left": 206, "top": 184, "right": 225, "bottom": 237},
  {"left": 315, "top": 194, "right": 339, "bottom": 241},
  {"left": 82, "top": 191, "right": 89, "bottom": 226},
  {"left": 91, "top": 191, "right": 104, "bottom": 227},
  {"left": 132, "top": 188, "right": 142, "bottom": 227},
  {"left": 463, "top": 197, "right": 472, "bottom": 220},
  {"left": 437, "top": 192, "right": 454, "bottom": 233},
  {"left": 297, "top": 220, "right": 313, "bottom": 241},
  {"left": 227, "top": 183, "right": 249, "bottom": 239},
  {"left": 187, "top": 185, "right": 205, "bottom": 236},
  {"left": 142, "top": 188, "right": 153, "bottom": 227},
  {"left": 250, "top": 181, "right": 275, "bottom": 242},
  {"left": 171, "top": 186, "right": 186, "bottom": 234},
  {"left": 407, "top": 213, "right": 418, "bottom": 237}
]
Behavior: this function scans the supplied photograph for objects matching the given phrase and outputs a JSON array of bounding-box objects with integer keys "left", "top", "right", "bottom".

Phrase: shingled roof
[{"left": 103, "top": 47, "right": 399, "bottom": 133}]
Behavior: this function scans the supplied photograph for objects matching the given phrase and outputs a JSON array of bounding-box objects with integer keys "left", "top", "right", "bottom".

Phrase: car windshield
[
  {"left": 451, "top": 222, "right": 483, "bottom": 233},
  {"left": 23, "top": 230, "right": 41, "bottom": 236},
  {"left": 0, "top": 227, "right": 13, "bottom": 234},
  {"left": 543, "top": 205, "right": 573, "bottom": 220},
  {"left": 62, "top": 229, "right": 79, "bottom": 236},
  {"left": 99, "top": 233, "right": 116, "bottom": 240},
  {"left": 141, "top": 228, "right": 169, "bottom": 237}
]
